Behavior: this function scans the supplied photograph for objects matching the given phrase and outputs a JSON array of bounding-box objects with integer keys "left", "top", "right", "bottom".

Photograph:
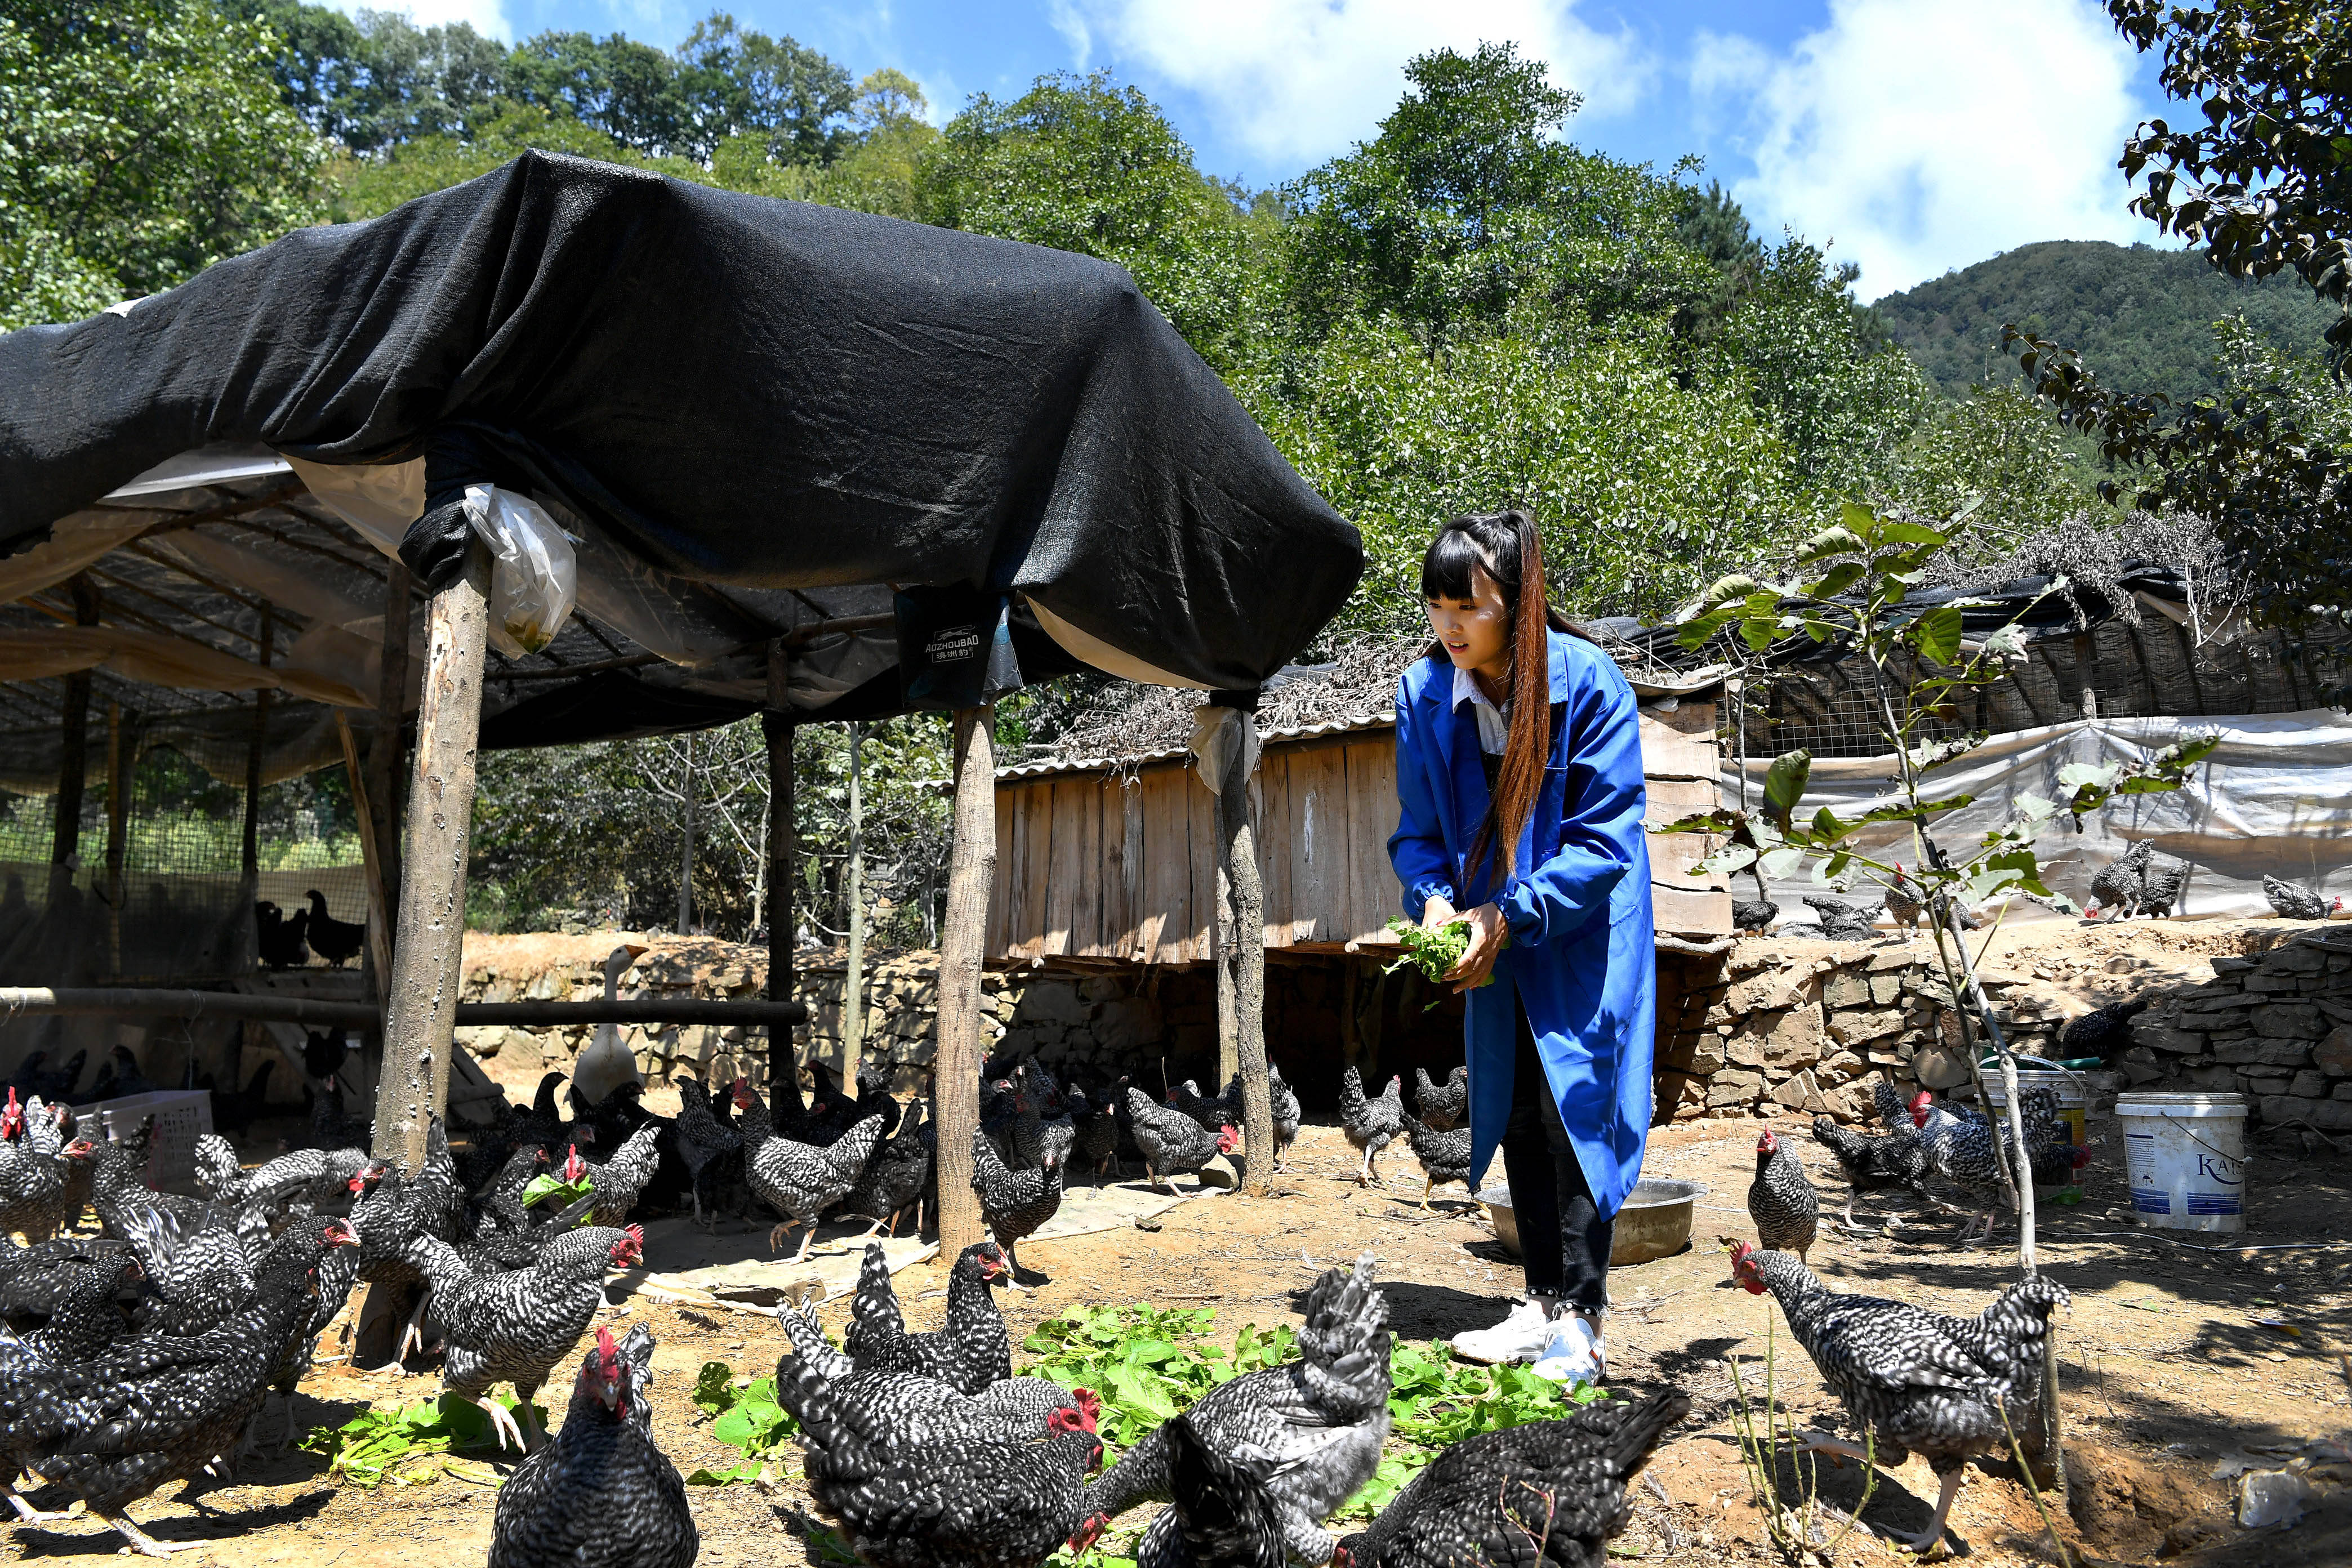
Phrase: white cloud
[
  {"left": 1063, "top": 0, "right": 1649, "bottom": 170},
  {"left": 1693, "top": 0, "right": 2157, "bottom": 300},
  {"left": 317, "top": 0, "right": 515, "bottom": 39}
]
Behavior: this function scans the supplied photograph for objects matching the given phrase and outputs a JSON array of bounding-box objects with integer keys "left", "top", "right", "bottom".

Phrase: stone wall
[{"left": 2121, "top": 926, "right": 2352, "bottom": 1128}]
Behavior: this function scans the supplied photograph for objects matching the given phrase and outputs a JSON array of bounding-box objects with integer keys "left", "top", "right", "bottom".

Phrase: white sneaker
[
  {"left": 1450, "top": 1298, "right": 1560, "bottom": 1365},
  {"left": 1530, "top": 1311, "right": 1605, "bottom": 1386}
]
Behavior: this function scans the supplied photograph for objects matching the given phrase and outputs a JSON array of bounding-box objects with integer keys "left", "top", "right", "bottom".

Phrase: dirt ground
[{"left": 15, "top": 1089, "right": 2352, "bottom": 1567}]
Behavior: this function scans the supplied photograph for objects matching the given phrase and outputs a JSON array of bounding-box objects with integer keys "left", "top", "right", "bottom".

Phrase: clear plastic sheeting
[
  {"left": 283, "top": 454, "right": 420, "bottom": 558},
  {"left": 0, "top": 513, "right": 154, "bottom": 607},
  {"left": 146, "top": 529, "right": 375, "bottom": 635},
  {"left": 463, "top": 484, "right": 577, "bottom": 657},
  {"left": 0, "top": 625, "right": 362, "bottom": 706},
  {"left": 1188, "top": 704, "right": 1260, "bottom": 794},
  {"left": 533, "top": 493, "right": 755, "bottom": 668},
  {"left": 1723, "top": 711, "right": 2352, "bottom": 923}
]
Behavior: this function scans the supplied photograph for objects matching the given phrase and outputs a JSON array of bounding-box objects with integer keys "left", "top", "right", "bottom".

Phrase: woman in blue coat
[{"left": 1388, "top": 510, "right": 1655, "bottom": 1384}]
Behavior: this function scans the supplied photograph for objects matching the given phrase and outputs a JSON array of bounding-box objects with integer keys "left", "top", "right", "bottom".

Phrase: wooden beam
[
  {"left": 1212, "top": 707, "right": 1275, "bottom": 1197},
  {"left": 0, "top": 990, "right": 810, "bottom": 1028},
  {"left": 105, "top": 703, "right": 125, "bottom": 976},
  {"left": 51, "top": 576, "right": 100, "bottom": 883},
  {"left": 372, "top": 540, "right": 491, "bottom": 1178},
  {"left": 335, "top": 712, "right": 394, "bottom": 982},
  {"left": 933, "top": 704, "right": 996, "bottom": 1258},
  {"left": 242, "top": 608, "right": 274, "bottom": 885}
]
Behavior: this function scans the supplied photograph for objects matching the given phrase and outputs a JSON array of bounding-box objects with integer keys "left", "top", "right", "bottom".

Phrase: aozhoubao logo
[{"left": 926, "top": 627, "right": 981, "bottom": 664}]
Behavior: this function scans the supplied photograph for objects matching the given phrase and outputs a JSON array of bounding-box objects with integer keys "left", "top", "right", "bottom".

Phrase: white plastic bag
[{"left": 463, "top": 484, "right": 578, "bottom": 657}]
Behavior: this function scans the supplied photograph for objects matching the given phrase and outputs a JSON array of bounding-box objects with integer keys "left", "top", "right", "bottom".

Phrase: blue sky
[{"left": 386, "top": 0, "right": 2180, "bottom": 301}]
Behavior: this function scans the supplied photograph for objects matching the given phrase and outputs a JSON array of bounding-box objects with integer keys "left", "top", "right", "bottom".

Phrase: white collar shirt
[{"left": 1450, "top": 663, "right": 1509, "bottom": 756}]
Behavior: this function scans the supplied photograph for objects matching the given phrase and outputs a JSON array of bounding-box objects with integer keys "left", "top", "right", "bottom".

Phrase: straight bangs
[{"left": 1419, "top": 525, "right": 1496, "bottom": 604}]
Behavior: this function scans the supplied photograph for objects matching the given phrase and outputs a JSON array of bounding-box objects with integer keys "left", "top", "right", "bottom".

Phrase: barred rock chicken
[
  {"left": 350, "top": 1117, "right": 466, "bottom": 1361},
  {"left": 1067, "top": 1086, "right": 1121, "bottom": 1182},
  {"left": 191, "top": 1134, "right": 244, "bottom": 1202},
  {"left": 674, "top": 1077, "right": 743, "bottom": 1230},
  {"left": 776, "top": 1344, "right": 1105, "bottom": 1568},
  {"left": 2264, "top": 873, "right": 2337, "bottom": 921},
  {"left": 1008, "top": 1067, "right": 1074, "bottom": 1171},
  {"left": 1802, "top": 894, "right": 1881, "bottom": 942},
  {"left": 574, "top": 1122, "right": 662, "bottom": 1228},
  {"left": 1731, "top": 896, "right": 1779, "bottom": 932},
  {"left": 489, "top": 1324, "right": 697, "bottom": 1568},
  {"left": 844, "top": 1241, "right": 1013, "bottom": 1396},
  {"left": 1401, "top": 1113, "right": 1470, "bottom": 1209},
  {"left": 1810, "top": 1116, "right": 1934, "bottom": 1229},
  {"left": 836, "top": 1098, "right": 932, "bottom": 1237},
  {"left": 0, "top": 1235, "right": 135, "bottom": 1331},
  {"left": 1910, "top": 1086, "right": 2078, "bottom": 1242},
  {"left": 1337, "top": 1069, "right": 1405, "bottom": 1187},
  {"left": 2139, "top": 849, "right": 2190, "bottom": 917},
  {"left": 2092, "top": 840, "right": 2191, "bottom": 919},
  {"left": 776, "top": 1300, "right": 1097, "bottom": 1444},
  {"left": 1157, "top": 1413, "right": 1285, "bottom": 1568},
  {"left": 1080, "top": 1256, "right": 1392, "bottom": 1568},
  {"left": 1412, "top": 1065, "right": 1468, "bottom": 1132},
  {"left": 2059, "top": 995, "right": 2151, "bottom": 1058},
  {"left": 296, "top": 1077, "right": 373, "bottom": 1151},
  {"left": 1170, "top": 1079, "right": 1240, "bottom": 1134},
  {"left": 1, "top": 1250, "right": 137, "bottom": 1367},
  {"left": 1883, "top": 863, "right": 1925, "bottom": 930},
  {"left": 971, "top": 1129, "right": 1063, "bottom": 1283},
  {"left": 1126, "top": 1088, "right": 1236, "bottom": 1193},
  {"left": 0, "top": 1116, "right": 95, "bottom": 1244},
  {"left": 118, "top": 1204, "right": 259, "bottom": 1337},
  {"left": 1338, "top": 1388, "right": 1689, "bottom": 1568},
  {"left": 405, "top": 1222, "right": 646, "bottom": 1450},
  {"left": 91, "top": 1122, "right": 213, "bottom": 1237},
  {"left": 747, "top": 1111, "right": 885, "bottom": 1260},
  {"left": 1745, "top": 1128, "right": 1818, "bottom": 1260},
  {"left": 1731, "top": 1242, "right": 2070, "bottom": 1553},
  {"left": 1263, "top": 1066, "right": 1302, "bottom": 1168},
  {"left": 0, "top": 1218, "right": 359, "bottom": 1555}
]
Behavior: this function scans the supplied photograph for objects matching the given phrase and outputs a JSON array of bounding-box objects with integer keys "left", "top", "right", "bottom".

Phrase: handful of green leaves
[
  {"left": 1380, "top": 917, "right": 1496, "bottom": 991},
  {"left": 519, "top": 1171, "right": 594, "bottom": 1209}
]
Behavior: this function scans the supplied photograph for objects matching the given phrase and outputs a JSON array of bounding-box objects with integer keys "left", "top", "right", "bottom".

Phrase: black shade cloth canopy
[{"left": 0, "top": 152, "right": 1362, "bottom": 714}]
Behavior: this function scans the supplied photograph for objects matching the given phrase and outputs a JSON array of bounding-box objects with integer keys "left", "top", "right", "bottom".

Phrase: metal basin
[{"left": 1478, "top": 1178, "right": 1707, "bottom": 1267}]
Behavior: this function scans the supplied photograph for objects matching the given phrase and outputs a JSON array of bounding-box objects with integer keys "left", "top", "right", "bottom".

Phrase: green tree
[
  {"left": 1890, "top": 385, "right": 2104, "bottom": 534},
  {"left": 1, "top": 0, "right": 323, "bottom": 329},
  {"left": 918, "top": 70, "right": 1275, "bottom": 373},
  {"left": 226, "top": 1, "right": 507, "bottom": 153}
]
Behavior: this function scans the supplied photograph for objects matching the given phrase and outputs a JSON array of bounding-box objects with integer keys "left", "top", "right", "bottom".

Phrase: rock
[
  {"left": 1826, "top": 1008, "right": 1903, "bottom": 1045},
  {"left": 1765, "top": 1004, "right": 1825, "bottom": 1067},
  {"left": 2177, "top": 1005, "right": 2252, "bottom": 1030},
  {"left": 2268, "top": 944, "right": 2328, "bottom": 973},
  {"left": 1093, "top": 996, "right": 1164, "bottom": 1055},
  {"left": 1077, "top": 975, "right": 1124, "bottom": 1004},
  {"left": 2291, "top": 1070, "right": 2329, "bottom": 1098},
  {"left": 1868, "top": 972, "right": 1905, "bottom": 1006},
  {"left": 2260, "top": 1095, "right": 2352, "bottom": 1132},
  {"left": 2246, "top": 972, "right": 2307, "bottom": 992},
  {"left": 1726, "top": 1028, "right": 1768, "bottom": 1070},
  {"left": 2251, "top": 1003, "right": 2328, "bottom": 1040},
  {"left": 1823, "top": 971, "right": 1870, "bottom": 1009},
  {"left": 1706, "top": 1070, "right": 1765, "bottom": 1108},
  {"left": 1013, "top": 984, "right": 1090, "bottom": 1027},
  {"left": 1771, "top": 1070, "right": 1830, "bottom": 1115},
  {"left": 2131, "top": 1017, "right": 2206, "bottom": 1055},
  {"left": 2313, "top": 1024, "right": 2352, "bottom": 1077},
  {"left": 2211, "top": 1037, "right": 2313, "bottom": 1068},
  {"left": 1196, "top": 1153, "right": 1240, "bottom": 1189},
  {"left": 1912, "top": 1045, "right": 1975, "bottom": 1091},
  {"left": 2212, "top": 956, "right": 2257, "bottom": 974}
]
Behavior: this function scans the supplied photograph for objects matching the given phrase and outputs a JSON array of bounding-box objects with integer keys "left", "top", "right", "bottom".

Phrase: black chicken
[
  {"left": 836, "top": 1098, "right": 932, "bottom": 1237},
  {"left": 199, "top": 1058, "right": 276, "bottom": 1137},
  {"left": 1745, "top": 1127, "right": 1818, "bottom": 1260},
  {"left": 1801, "top": 894, "right": 1881, "bottom": 942},
  {"left": 7, "top": 1049, "right": 86, "bottom": 1104},
  {"left": 1809, "top": 1116, "right": 1934, "bottom": 1230},
  {"left": 1731, "top": 897, "right": 1779, "bottom": 932},
  {"left": 776, "top": 1343, "right": 1104, "bottom": 1568},
  {"left": 1066, "top": 1085, "right": 1121, "bottom": 1182},
  {"left": 1412, "top": 1065, "right": 1468, "bottom": 1132},
  {"left": 2059, "top": 996, "right": 2151, "bottom": 1058},
  {"left": 302, "top": 1027, "right": 350, "bottom": 1084},
  {"left": 1731, "top": 1242, "right": 2069, "bottom": 1554},
  {"left": 1158, "top": 1412, "right": 1286, "bottom": 1568},
  {"left": 844, "top": 1241, "right": 1013, "bottom": 1396},
  {"left": 303, "top": 888, "right": 366, "bottom": 968},
  {"left": 0, "top": 1218, "right": 359, "bottom": 1555},
  {"left": 254, "top": 901, "right": 309, "bottom": 969},
  {"left": 488, "top": 1324, "right": 697, "bottom": 1568},
  {"left": 1339, "top": 1389, "right": 1688, "bottom": 1568},
  {"left": 86, "top": 1045, "right": 153, "bottom": 1103},
  {"left": 971, "top": 1129, "right": 1063, "bottom": 1283}
]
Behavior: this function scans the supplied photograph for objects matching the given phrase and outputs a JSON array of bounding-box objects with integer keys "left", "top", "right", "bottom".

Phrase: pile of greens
[
  {"left": 687, "top": 1360, "right": 798, "bottom": 1484},
  {"left": 299, "top": 1392, "right": 538, "bottom": 1489}
]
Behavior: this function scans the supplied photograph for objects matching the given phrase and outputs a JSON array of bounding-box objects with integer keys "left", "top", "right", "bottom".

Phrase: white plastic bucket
[
  {"left": 1983, "top": 1071, "right": 2092, "bottom": 1147},
  {"left": 2116, "top": 1093, "right": 2249, "bottom": 1232},
  {"left": 70, "top": 1089, "right": 215, "bottom": 1191}
]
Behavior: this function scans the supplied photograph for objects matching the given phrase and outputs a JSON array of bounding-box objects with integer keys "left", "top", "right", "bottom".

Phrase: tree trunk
[
  {"left": 370, "top": 560, "right": 411, "bottom": 935},
  {"left": 844, "top": 720, "right": 865, "bottom": 1080},
  {"left": 1213, "top": 709, "right": 1274, "bottom": 1196},
  {"left": 678, "top": 732, "right": 696, "bottom": 935},
  {"left": 762, "top": 696, "right": 797, "bottom": 1091},
  {"left": 372, "top": 541, "right": 490, "bottom": 1177},
  {"left": 933, "top": 705, "right": 996, "bottom": 1257}
]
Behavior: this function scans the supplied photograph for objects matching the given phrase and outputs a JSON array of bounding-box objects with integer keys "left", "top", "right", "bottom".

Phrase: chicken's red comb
[
  {"left": 596, "top": 1325, "right": 621, "bottom": 1360},
  {"left": 1756, "top": 1128, "right": 1777, "bottom": 1151},
  {"left": 625, "top": 1223, "right": 645, "bottom": 1248}
]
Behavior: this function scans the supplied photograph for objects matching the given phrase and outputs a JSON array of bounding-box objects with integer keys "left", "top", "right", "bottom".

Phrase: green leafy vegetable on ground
[
  {"left": 520, "top": 1172, "right": 595, "bottom": 1209},
  {"left": 300, "top": 1393, "right": 542, "bottom": 1488},
  {"left": 690, "top": 1358, "right": 798, "bottom": 1484}
]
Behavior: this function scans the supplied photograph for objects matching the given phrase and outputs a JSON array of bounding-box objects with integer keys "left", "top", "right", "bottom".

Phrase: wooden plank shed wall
[{"left": 987, "top": 702, "right": 1730, "bottom": 965}]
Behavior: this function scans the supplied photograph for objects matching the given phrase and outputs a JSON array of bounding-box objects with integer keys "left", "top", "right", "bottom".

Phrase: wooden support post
[
  {"left": 1210, "top": 708, "right": 1275, "bottom": 1196},
  {"left": 372, "top": 541, "right": 491, "bottom": 1178},
  {"left": 844, "top": 720, "right": 865, "bottom": 1081},
  {"left": 677, "top": 732, "right": 696, "bottom": 935},
  {"left": 242, "top": 607, "right": 274, "bottom": 881},
  {"left": 369, "top": 560, "right": 411, "bottom": 938},
  {"left": 51, "top": 576, "right": 101, "bottom": 896},
  {"left": 933, "top": 704, "right": 996, "bottom": 1257},
  {"left": 105, "top": 702, "right": 125, "bottom": 975},
  {"left": 764, "top": 645, "right": 797, "bottom": 1089},
  {"left": 335, "top": 712, "right": 394, "bottom": 981}
]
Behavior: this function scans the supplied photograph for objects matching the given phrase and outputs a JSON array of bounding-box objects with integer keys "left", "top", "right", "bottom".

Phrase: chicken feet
[
  {"left": 1, "top": 1481, "right": 72, "bottom": 1524},
  {"left": 769, "top": 1219, "right": 821, "bottom": 1262},
  {"left": 479, "top": 1393, "right": 530, "bottom": 1452},
  {"left": 97, "top": 1511, "right": 204, "bottom": 1557}
]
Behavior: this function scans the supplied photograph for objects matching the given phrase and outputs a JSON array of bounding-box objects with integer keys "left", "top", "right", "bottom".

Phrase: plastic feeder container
[
  {"left": 2116, "top": 1092, "right": 2248, "bottom": 1232},
  {"left": 71, "top": 1089, "right": 214, "bottom": 1192},
  {"left": 1983, "top": 1070, "right": 2093, "bottom": 1147},
  {"left": 1480, "top": 1179, "right": 1705, "bottom": 1265}
]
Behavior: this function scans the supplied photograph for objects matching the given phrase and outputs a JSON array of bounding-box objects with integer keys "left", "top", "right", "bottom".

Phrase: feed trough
[{"left": 1479, "top": 1178, "right": 1706, "bottom": 1266}]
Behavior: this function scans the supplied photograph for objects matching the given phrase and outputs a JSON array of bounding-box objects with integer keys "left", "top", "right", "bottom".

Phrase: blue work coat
[{"left": 1387, "top": 631, "right": 1656, "bottom": 1217}]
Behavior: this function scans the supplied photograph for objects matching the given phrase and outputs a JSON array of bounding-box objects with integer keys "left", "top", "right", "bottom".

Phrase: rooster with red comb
[{"left": 490, "top": 1320, "right": 697, "bottom": 1568}]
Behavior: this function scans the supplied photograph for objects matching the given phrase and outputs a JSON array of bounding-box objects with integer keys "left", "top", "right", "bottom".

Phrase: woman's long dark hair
[{"left": 1420, "top": 510, "right": 1575, "bottom": 891}]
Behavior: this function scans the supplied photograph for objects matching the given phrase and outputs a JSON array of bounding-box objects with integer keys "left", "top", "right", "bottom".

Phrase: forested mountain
[{"left": 1875, "top": 239, "right": 2337, "bottom": 403}]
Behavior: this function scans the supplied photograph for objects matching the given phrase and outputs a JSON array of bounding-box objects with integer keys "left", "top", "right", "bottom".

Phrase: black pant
[{"left": 1499, "top": 1001, "right": 1612, "bottom": 1313}]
